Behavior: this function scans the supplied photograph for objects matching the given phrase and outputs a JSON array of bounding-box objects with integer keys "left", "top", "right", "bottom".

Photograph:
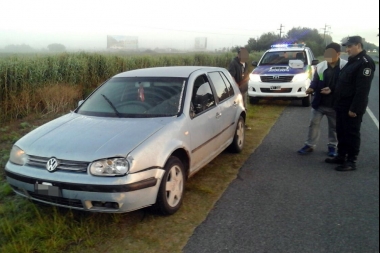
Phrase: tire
[
  {"left": 249, "top": 97, "right": 259, "bottom": 104},
  {"left": 228, "top": 116, "right": 245, "bottom": 153},
  {"left": 154, "top": 156, "right": 185, "bottom": 215},
  {"left": 302, "top": 94, "right": 311, "bottom": 107}
]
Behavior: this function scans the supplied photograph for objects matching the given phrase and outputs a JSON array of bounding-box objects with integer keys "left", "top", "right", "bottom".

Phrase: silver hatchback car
[{"left": 5, "top": 66, "right": 246, "bottom": 215}]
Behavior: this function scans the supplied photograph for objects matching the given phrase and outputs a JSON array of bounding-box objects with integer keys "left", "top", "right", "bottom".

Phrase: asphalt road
[{"left": 183, "top": 64, "right": 379, "bottom": 253}]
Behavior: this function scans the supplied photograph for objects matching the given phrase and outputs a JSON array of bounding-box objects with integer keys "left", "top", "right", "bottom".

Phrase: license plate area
[
  {"left": 270, "top": 86, "right": 281, "bottom": 90},
  {"left": 35, "top": 182, "right": 62, "bottom": 197}
]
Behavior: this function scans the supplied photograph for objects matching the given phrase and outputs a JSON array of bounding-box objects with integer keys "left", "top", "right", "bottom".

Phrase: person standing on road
[
  {"left": 298, "top": 43, "right": 347, "bottom": 157},
  {"left": 325, "top": 36, "right": 375, "bottom": 171},
  {"left": 228, "top": 47, "right": 250, "bottom": 128}
]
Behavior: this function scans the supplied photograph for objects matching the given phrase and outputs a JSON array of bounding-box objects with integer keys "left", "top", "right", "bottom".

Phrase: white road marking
[{"left": 366, "top": 106, "right": 379, "bottom": 130}]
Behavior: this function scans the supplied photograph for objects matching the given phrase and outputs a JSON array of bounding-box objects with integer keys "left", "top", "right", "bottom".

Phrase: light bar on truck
[{"left": 271, "top": 43, "right": 306, "bottom": 48}]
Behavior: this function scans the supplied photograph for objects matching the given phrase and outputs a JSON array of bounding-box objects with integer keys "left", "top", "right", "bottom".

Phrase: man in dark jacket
[
  {"left": 228, "top": 47, "right": 250, "bottom": 109},
  {"left": 298, "top": 43, "right": 347, "bottom": 157},
  {"left": 325, "top": 36, "right": 375, "bottom": 171}
]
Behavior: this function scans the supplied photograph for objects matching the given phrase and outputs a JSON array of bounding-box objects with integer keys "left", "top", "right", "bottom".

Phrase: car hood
[
  {"left": 16, "top": 113, "right": 171, "bottom": 162},
  {"left": 252, "top": 65, "right": 306, "bottom": 75}
]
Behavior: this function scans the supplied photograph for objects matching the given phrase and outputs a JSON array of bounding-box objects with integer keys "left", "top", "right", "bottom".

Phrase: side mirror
[
  {"left": 252, "top": 61, "right": 258, "bottom": 67},
  {"left": 78, "top": 100, "right": 84, "bottom": 107},
  {"left": 311, "top": 60, "right": 319, "bottom": 65}
]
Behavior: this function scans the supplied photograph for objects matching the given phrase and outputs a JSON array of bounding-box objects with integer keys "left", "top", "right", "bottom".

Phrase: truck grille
[
  {"left": 260, "top": 76, "right": 294, "bottom": 83},
  {"left": 260, "top": 88, "right": 293, "bottom": 93}
]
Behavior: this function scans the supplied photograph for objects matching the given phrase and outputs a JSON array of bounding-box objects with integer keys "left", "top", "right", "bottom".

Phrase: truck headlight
[
  {"left": 293, "top": 73, "right": 308, "bottom": 81},
  {"left": 90, "top": 158, "right": 130, "bottom": 176},
  {"left": 9, "top": 145, "right": 28, "bottom": 165},
  {"left": 249, "top": 74, "right": 261, "bottom": 82}
]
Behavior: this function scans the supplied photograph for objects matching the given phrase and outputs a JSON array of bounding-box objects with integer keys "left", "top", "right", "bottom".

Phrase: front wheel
[
  {"left": 154, "top": 156, "right": 185, "bottom": 215},
  {"left": 249, "top": 97, "right": 260, "bottom": 104},
  {"left": 228, "top": 116, "right": 245, "bottom": 153},
  {"left": 302, "top": 94, "right": 311, "bottom": 107}
]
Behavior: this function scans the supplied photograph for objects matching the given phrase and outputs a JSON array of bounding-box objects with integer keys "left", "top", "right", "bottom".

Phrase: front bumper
[
  {"left": 248, "top": 80, "right": 310, "bottom": 99},
  {"left": 5, "top": 161, "right": 165, "bottom": 213}
]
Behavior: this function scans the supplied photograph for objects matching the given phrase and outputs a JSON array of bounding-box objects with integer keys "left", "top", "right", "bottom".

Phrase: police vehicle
[{"left": 248, "top": 44, "right": 319, "bottom": 107}]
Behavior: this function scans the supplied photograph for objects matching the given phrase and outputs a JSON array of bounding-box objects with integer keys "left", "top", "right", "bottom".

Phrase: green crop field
[{"left": 0, "top": 51, "right": 263, "bottom": 123}]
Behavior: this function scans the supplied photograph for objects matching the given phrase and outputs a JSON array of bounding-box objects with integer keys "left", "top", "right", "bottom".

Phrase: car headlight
[
  {"left": 9, "top": 145, "right": 28, "bottom": 165},
  {"left": 90, "top": 158, "right": 130, "bottom": 176},
  {"left": 249, "top": 74, "right": 261, "bottom": 82},
  {"left": 293, "top": 73, "right": 308, "bottom": 81}
]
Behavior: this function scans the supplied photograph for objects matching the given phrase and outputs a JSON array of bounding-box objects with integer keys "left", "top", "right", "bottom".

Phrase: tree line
[{"left": 233, "top": 27, "right": 379, "bottom": 55}]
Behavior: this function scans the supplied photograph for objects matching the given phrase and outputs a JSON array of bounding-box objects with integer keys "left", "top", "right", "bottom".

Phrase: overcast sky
[{"left": 0, "top": 0, "right": 379, "bottom": 51}]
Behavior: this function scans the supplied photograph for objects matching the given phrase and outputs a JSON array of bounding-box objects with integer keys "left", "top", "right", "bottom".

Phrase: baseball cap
[{"left": 342, "top": 36, "right": 363, "bottom": 46}]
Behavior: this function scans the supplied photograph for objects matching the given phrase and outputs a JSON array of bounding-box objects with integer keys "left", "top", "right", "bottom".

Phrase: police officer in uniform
[{"left": 325, "top": 36, "right": 375, "bottom": 171}]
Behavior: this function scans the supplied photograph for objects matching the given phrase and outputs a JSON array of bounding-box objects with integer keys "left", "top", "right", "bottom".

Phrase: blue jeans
[{"left": 305, "top": 106, "right": 337, "bottom": 148}]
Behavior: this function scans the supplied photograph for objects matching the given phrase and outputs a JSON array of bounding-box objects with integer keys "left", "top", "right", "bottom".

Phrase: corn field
[{"left": 0, "top": 51, "right": 260, "bottom": 123}]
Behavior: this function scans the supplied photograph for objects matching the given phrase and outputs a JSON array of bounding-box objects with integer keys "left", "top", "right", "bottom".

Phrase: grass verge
[{"left": 0, "top": 100, "right": 289, "bottom": 253}]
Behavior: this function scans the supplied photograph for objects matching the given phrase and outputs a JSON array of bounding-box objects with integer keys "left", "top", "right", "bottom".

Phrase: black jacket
[
  {"left": 310, "top": 59, "right": 347, "bottom": 110},
  {"left": 334, "top": 50, "right": 375, "bottom": 114},
  {"left": 228, "top": 57, "right": 249, "bottom": 92},
  {"left": 228, "top": 57, "right": 244, "bottom": 84}
]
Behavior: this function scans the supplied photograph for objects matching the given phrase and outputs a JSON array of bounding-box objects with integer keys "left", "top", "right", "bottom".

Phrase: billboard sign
[
  {"left": 107, "top": 35, "right": 138, "bottom": 50},
  {"left": 195, "top": 37, "right": 207, "bottom": 50}
]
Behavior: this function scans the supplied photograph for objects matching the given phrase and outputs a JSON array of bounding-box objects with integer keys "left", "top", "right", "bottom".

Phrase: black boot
[
  {"left": 325, "top": 155, "right": 346, "bottom": 164},
  {"left": 335, "top": 156, "right": 357, "bottom": 171}
]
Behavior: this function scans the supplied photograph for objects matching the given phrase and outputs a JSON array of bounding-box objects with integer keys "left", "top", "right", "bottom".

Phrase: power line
[{"left": 128, "top": 24, "right": 261, "bottom": 37}]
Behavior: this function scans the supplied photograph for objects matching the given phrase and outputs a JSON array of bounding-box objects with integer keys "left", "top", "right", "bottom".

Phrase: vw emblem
[
  {"left": 46, "top": 158, "right": 59, "bottom": 172},
  {"left": 273, "top": 75, "right": 280, "bottom": 79}
]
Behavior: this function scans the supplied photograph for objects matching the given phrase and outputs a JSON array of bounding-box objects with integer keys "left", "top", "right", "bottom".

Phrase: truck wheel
[
  {"left": 302, "top": 94, "right": 311, "bottom": 107},
  {"left": 249, "top": 97, "right": 259, "bottom": 104}
]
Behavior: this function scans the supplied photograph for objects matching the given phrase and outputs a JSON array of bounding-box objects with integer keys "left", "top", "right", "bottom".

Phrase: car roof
[{"left": 113, "top": 66, "right": 224, "bottom": 78}]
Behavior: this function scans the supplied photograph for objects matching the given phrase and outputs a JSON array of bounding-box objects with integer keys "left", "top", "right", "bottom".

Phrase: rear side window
[{"left": 208, "top": 71, "right": 234, "bottom": 103}]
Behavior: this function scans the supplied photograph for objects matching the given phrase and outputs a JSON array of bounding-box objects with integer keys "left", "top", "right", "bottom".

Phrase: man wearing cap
[
  {"left": 325, "top": 36, "right": 375, "bottom": 171},
  {"left": 297, "top": 42, "right": 347, "bottom": 157}
]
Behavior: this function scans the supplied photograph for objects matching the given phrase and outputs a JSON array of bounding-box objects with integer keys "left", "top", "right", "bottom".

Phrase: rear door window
[{"left": 208, "top": 71, "right": 234, "bottom": 103}]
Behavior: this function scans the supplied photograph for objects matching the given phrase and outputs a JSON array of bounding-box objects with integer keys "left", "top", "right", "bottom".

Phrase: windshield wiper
[{"left": 101, "top": 94, "right": 121, "bottom": 118}]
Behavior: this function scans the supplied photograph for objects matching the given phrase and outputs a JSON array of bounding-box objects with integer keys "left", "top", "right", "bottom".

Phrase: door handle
[
  {"left": 216, "top": 112, "right": 222, "bottom": 119},
  {"left": 233, "top": 101, "right": 238, "bottom": 107}
]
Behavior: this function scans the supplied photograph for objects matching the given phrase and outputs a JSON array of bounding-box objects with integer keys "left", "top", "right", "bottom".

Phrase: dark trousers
[{"left": 336, "top": 108, "right": 363, "bottom": 161}]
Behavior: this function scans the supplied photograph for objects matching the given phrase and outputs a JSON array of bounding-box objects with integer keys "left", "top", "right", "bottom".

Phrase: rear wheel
[
  {"left": 154, "top": 156, "right": 185, "bottom": 215},
  {"left": 228, "top": 116, "right": 245, "bottom": 153},
  {"left": 302, "top": 94, "right": 311, "bottom": 107}
]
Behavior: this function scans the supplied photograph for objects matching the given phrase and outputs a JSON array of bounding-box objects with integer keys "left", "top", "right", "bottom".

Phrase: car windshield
[
  {"left": 77, "top": 77, "right": 186, "bottom": 118},
  {"left": 259, "top": 51, "right": 306, "bottom": 65}
]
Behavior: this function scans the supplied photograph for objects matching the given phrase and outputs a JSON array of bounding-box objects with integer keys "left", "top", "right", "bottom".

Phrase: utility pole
[
  {"left": 278, "top": 24, "right": 285, "bottom": 38},
  {"left": 321, "top": 24, "right": 331, "bottom": 46}
]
